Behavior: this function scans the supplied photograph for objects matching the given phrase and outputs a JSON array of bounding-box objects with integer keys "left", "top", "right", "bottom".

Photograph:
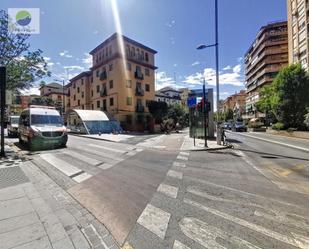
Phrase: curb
[
  {"left": 69, "top": 133, "right": 118, "bottom": 143},
  {"left": 227, "top": 131, "right": 309, "bottom": 153},
  {"left": 182, "top": 146, "right": 229, "bottom": 152}
]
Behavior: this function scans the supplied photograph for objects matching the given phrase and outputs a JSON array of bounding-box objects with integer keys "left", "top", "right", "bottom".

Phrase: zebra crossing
[
  {"left": 32, "top": 141, "right": 139, "bottom": 185},
  {"left": 127, "top": 150, "right": 309, "bottom": 249}
]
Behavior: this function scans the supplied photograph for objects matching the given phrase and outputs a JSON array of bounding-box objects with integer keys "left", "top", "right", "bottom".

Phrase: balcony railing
[
  {"left": 135, "top": 88, "right": 144, "bottom": 96},
  {"left": 100, "top": 88, "right": 107, "bottom": 97},
  {"left": 135, "top": 71, "right": 144, "bottom": 80},
  {"left": 100, "top": 71, "right": 107, "bottom": 81},
  {"left": 135, "top": 105, "right": 144, "bottom": 113}
]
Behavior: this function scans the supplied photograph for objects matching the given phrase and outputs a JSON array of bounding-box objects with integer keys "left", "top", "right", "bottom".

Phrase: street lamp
[{"left": 196, "top": 0, "right": 220, "bottom": 145}]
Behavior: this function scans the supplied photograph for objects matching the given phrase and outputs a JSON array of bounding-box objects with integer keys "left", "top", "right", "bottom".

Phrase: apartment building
[
  {"left": 222, "top": 90, "right": 247, "bottom": 117},
  {"left": 155, "top": 87, "right": 181, "bottom": 106},
  {"left": 40, "top": 82, "right": 69, "bottom": 111},
  {"left": 287, "top": 0, "right": 309, "bottom": 68},
  {"left": 244, "top": 21, "right": 288, "bottom": 119},
  {"left": 66, "top": 33, "right": 157, "bottom": 131}
]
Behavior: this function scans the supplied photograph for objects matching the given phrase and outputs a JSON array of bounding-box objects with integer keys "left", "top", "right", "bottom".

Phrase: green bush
[
  {"left": 272, "top": 122, "right": 285, "bottom": 130},
  {"left": 248, "top": 122, "right": 264, "bottom": 128},
  {"left": 287, "top": 127, "right": 297, "bottom": 133}
]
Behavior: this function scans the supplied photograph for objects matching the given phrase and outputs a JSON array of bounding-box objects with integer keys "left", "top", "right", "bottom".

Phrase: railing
[
  {"left": 100, "top": 71, "right": 107, "bottom": 81},
  {"left": 135, "top": 71, "right": 144, "bottom": 80},
  {"left": 100, "top": 88, "right": 107, "bottom": 97},
  {"left": 135, "top": 88, "right": 144, "bottom": 96}
]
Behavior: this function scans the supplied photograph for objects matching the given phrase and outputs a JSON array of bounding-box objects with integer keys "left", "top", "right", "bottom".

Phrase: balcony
[
  {"left": 99, "top": 71, "right": 107, "bottom": 81},
  {"left": 135, "top": 105, "right": 144, "bottom": 113},
  {"left": 100, "top": 88, "right": 107, "bottom": 97},
  {"left": 135, "top": 71, "right": 144, "bottom": 80},
  {"left": 135, "top": 87, "right": 144, "bottom": 96}
]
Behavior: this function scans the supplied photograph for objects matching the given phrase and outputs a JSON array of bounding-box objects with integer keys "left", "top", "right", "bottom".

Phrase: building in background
[
  {"left": 244, "top": 21, "right": 288, "bottom": 119},
  {"left": 287, "top": 0, "right": 309, "bottom": 68},
  {"left": 179, "top": 88, "right": 190, "bottom": 111},
  {"left": 66, "top": 33, "right": 157, "bottom": 131},
  {"left": 221, "top": 90, "right": 247, "bottom": 119},
  {"left": 155, "top": 87, "right": 181, "bottom": 106},
  {"left": 40, "top": 82, "right": 69, "bottom": 112}
]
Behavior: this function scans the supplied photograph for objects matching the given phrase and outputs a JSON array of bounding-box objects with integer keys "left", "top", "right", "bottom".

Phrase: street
[{"left": 1, "top": 131, "right": 309, "bottom": 249}]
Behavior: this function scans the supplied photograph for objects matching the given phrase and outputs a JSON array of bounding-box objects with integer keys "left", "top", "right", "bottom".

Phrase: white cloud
[
  {"left": 93, "top": 30, "right": 99, "bottom": 35},
  {"left": 82, "top": 53, "right": 92, "bottom": 69},
  {"left": 237, "top": 57, "right": 243, "bottom": 63},
  {"left": 223, "top": 65, "right": 231, "bottom": 70},
  {"left": 20, "top": 87, "right": 40, "bottom": 96},
  {"left": 173, "top": 63, "right": 178, "bottom": 67},
  {"left": 192, "top": 61, "right": 200, "bottom": 66},
  {"left": 155, "top": 71, "right": 177, "bottom": 90},
  {"left": 165, "top": 20, "right": 176, "bottom": 28},
  {"left": 56, "top": 62, "right": 61, "bottom": 65},
  {"left": 59, "top": 50, "right": 73, "bottom": 58},
  {"left": 183, "top": 63, "right": 244, "bottom": 87},
  {"left": 63, "top": 65, "right": 84, "bottom": 70}
]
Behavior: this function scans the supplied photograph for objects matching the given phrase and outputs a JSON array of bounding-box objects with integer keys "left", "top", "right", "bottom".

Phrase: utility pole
[
  {"left": 203, "top": 78, "right": 208, "bottom": 147},
  {"left": 0, "top": 67, "right": 6, "bottom": 157},
  {"left": 215, "top": 0, "right": 220, "bottom": 145}
]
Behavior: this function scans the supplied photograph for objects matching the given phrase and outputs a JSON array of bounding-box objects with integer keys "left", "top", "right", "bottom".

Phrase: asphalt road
[{"left": 5, "top": 132, "right": 309, "bottom": 249}]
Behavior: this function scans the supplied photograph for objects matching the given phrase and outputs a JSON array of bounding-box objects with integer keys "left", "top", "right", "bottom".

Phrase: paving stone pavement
[{"left": 0, "top": 149, "right": 119, "bottom": 249}]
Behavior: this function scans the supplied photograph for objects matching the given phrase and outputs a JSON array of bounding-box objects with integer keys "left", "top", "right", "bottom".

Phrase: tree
[
  {"left": 148, "top": 101, "right": 168, "bottom": 124},
  {"left": 272, "top": 64, "right": 309, "bottom": 129},
  {"left": 304, "top": 109, "right": 309, "bottom": 129},
  {"left": 0, "top": 10, "right": 50, "bottom": 91},
  {"left": 224, "top": 109, "right": 234, "bottom": 121},
  {"left": 165, "top": 104, "right": 188, "bottom": 127}
]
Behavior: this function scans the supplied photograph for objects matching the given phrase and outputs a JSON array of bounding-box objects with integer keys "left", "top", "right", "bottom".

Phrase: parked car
[
  {"left": 223, "top": 122, "right": 232, "bottom": 130},
  {"left": 18, "top": 105, "right": 68, "bottom": 150},
  {"left": 234, "top": 121, "right": 247, "bottom": 132},
  {"left": 7, "top": 115, "right": 20, "bottom": 137}
]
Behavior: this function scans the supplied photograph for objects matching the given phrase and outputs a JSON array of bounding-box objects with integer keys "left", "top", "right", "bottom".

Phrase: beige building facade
[
  {"left": 66, "top": 33, "right": 157, "bottom": 131},
  {"left": 244, "top": 21, "right": 288, "bottom": 119},
  {"left": 287, "top": 0, "right": 309, "bottom": 68}
]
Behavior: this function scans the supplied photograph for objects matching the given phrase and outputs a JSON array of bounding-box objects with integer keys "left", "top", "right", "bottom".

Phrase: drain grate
[{"left": 0, "top": 166, "right": 29, "bottom": 189}]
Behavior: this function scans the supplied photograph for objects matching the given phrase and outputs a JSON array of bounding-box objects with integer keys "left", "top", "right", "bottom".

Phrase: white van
[
  {"left": 7, "top": 115, "right": 20, "bottom": 137},
  {"left": 18, "top": 106, "right": 68, "bottom": 150}
]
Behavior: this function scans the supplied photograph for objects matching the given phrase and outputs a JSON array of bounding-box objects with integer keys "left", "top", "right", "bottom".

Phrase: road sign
[{"left": 187, "top": 97, "right": 197, "bottom": 107}]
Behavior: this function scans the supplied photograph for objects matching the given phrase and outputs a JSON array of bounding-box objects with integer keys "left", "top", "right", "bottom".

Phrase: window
[
  {"left": 96, "top": 70, "right": 100, "bottom": 77},
  {"left": 126, "top": 80, "right": 132, "bottom": 88},
  {"left": 110, "top": 97, "right": 114, "bottom": 106},
  {"left": 146, "top": 100, "right": 151, "bottom": 107},
  {"left": 81, "top": 92, "right": 84, "bottom": 98},
  {"left": 126, "top": 97, "right": 132, "bottom": 105},
  {"left": 91, "top": 90, "right": 93, "bottom": 97},
  {"left": 78, "top": 100, "right": 80, "bottom": 106},
  {"left": 126, "top": 62, "right": 131, "bottom": 71},
  {"left": 97, "top": 100, "right": 100, "bottom": 108},
  {"left": 145, "top": 52, "right": 149, "bottom": 62},
  {"left": 109, "top": 45, "right": 112, "bottom": 56},
  {"left": 81, "top": 79, "right": 84, "bottom": 85},
  {"left": 109, "top": 63, "right": 113, "bottom": 71},
  {"left": 145, "top": 68, "right": 150, "bottom": 76},
  {"left": 77, "top": 87, "right": 80, "bottom": 93},
  {"left": 96, "top": 85, "right": 100, "bottom": 93},
  {"left": 145, "top": 84, "right": 150, "bottom": 92},
  {"left": 91, "top": 104, "right": 94, "bottom": 110},
  {"left": 82, "top": 105, "right": 84, "bottom": 109},
  {"left": 103, "top": 99, "right": 107, "bottom": 111},
  {"left": 91, "top": 77, "right": 93, "bottom": 83},
  {"left": 109, "top": 80, "right": 113, "bottom": 89},
  {"left": 73, "top": 95, "right": 76, "bottom": 101}
]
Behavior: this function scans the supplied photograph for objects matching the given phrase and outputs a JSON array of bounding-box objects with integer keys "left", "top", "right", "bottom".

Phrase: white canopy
[{"left": 71, "top": 109, "right": 110, "bottom": 121}]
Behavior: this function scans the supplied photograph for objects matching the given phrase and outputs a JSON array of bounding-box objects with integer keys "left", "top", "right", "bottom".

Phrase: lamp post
[
  {"left": 54, "top": 79, "right": 65, "bottom": 116},
  {"left": 197, "top": 0, "right": 220, "bottom": 145}
]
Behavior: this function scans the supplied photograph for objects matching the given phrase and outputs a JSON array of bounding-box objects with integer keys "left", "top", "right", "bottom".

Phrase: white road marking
[
  {"left": 167, "top": 170, "right": 183, "bottom": 180},
  {"left": 62, "top": 150, "right": 102, "bottom": 165},
  {"left": 157, "top": 184, "right": 178, "bottom": 199},
  {"left": 88, "top": 143, "right": 124, "bottom": 153},
  {"left": 126, "top": 151, "right": 137, "bottom": 156},
  {"left": 72, "top": 172, "right": 92, "bottom": 183},
  {"left": 188, "top": 186, "right": 309, "bottom": 231},
  {"left": 177, "top": 155, "right": 188, "bottom": 161},
  {"left": 98, "top": 163, "right": 113, "bottom": 170},
  {"left": 136, "top": 148, "right": 143, "bottom": 152},
  {"left": 180, "top": 217, "right": 262, "bottom": 249},
  {"left": 186, "top": 176, "right": 299, "bottom": 208},
  {"left": 184, "top": 198, "right": 308, "bottom": 249},
  {"left": 40, "top": 154, "right": 82, "bottom": 177},
  {"left": 291, "top": 232, "right": 309, "bottom": 249},
  {"left": 173, "top": 240, "right": 191, "bottom": 249},
  {"left": 153, "top": 145, "right": 166, "bottom": 149},
  {"left": 179, "top": 152, "right": 190, "bottom": 157},
  {"left": 173, "top": 162, "right": 186, "bottom": 168},
  {"left": 137, "top": 204, "right": 171, "bottom": 239}
]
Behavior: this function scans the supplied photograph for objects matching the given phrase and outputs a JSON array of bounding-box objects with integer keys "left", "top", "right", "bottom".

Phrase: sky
[{"left": 2, "top": 0, "right": 287, "bottom": 100}]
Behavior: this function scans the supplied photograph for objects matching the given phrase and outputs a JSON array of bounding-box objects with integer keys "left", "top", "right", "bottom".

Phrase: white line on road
[
  {"left": 137, "top": 204, "right": 171, "bottom": 239},
  {"left": 173, "top": 162, "right": 186, "bottom": 168},
  {"left": 72, "top": 172, "right": 92, "bottom": 183},
  {"left": 40, "top": 154, "right": 82, "bottom": 177},
  {"left": 167, "top": 170, "right": 183, "bottom": 180},
  {"left": 177, "top": 155, "right": 188, "bottom": 161},
  {"left": 228, "top": 131, "right": 309, "bottom": 153},
  {"left": 179, "top": 152, "right": 190, "bottom": 157},
  {"left": 184, "top": 198, "right": 308, "bottom": 249},
  {"left": 88, "top": 144, "right": 125, "bottom": 153},
  {"left": 157, "top": 184, "right": 178, "bottom": 199},
  {"left": 173, "top": 240, "right": 191, "bottom": 249},
  {"left": 62, "top": 150, "right": 102, "bottom": 165},
  {"left": 180, "top": 217, "right": 262, "bottom": 249}
]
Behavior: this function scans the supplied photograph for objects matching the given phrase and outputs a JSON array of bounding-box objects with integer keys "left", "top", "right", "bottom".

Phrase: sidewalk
[
  {"left": 228, "top": 131, "right": 309, "bottom": 152},
  {"left": 72, "top": 133, "right": 135, "bottom": 142},
  {"left": 0, "top": 148, "right": 119, "bottom": 249},
  {"left": 181, "top": 135, "right": 227, "bottom": 151}
]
